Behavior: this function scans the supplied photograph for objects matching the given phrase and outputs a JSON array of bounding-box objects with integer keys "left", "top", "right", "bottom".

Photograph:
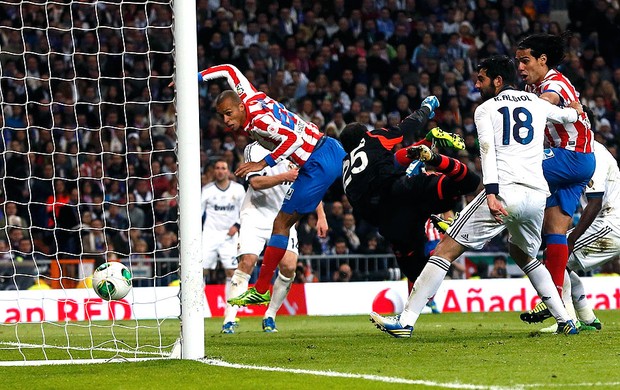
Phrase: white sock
[
  {"left": 223, "top": 270, "right": 251, "bottom": 324},
  {"left": 265, "top": 272, "right": 294, "bottom": 319},
  {"left": 399, "top": 256, "right": 450, "bottom": 327},
  {"left": 562, "top": 269, "right": 577, "bottom": 321},
  {"left": 569, "top": 270, "right": 597, "bottom": 323},
  {"left": 522, "top": 260, "right": 570, "bottom": 322}
]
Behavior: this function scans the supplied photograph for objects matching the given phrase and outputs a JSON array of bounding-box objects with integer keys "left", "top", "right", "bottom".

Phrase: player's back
[
  {"left": 475, "top": 89, "right": 550, "bottom": 192},
  {"left": 241, "top": 142, "right": 293, "bottom": 219},
  {"left": 342, "top": 130, "right": 403, "bottom": 206},
  {"left": 246, "top": 95, "right": 323, "bottom": 167}
]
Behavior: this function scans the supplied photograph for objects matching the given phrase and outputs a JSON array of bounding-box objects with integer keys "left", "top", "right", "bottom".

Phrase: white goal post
[{"left": 0, "top": 0, "right": 203, "bottom": 363}]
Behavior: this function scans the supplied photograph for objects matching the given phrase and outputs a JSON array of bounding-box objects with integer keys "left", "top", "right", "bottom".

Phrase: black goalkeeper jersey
[{"left": 342, "top": 127, "right": 405, "bottom": 213}]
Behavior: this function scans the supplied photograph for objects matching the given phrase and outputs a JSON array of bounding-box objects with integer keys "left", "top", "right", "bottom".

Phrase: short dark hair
[
  {"left": 339, "top": 122, "right": 367, "bottom": 153},
  {"left": 476, "top": 55, "right": 517, "bottom": 86},
  {"left": 517, "top": 33, "right": 567, "bottom": 69},
  {"left": 215, "top": 90, "right": 241, "bottom": 106}
]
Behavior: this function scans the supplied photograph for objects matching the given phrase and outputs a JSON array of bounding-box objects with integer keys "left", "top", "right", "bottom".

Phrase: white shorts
[
  {"left": 447, "top": 185, "right": 546, "bottom": 258},
  {"left": 568, "top": 218, "right": 620, "bottom": 272},
  {"left": 202, "top": 230, "right": 239, "bottom": 270},
  {"left": 237, "top": 223, "right": 298, "bottom": 257}
]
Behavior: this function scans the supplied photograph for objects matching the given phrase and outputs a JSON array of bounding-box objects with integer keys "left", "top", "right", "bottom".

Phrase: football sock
[
  {"left": 522, "top": 259, "right": 570, "bottom": 322},
  {"left": 223, "top": 276, "right": 235, "bottom": 324},
  {"left": 562, "top": 269, "right": 577, "bottom": 321},
  {"left": 544, "top": 234, "right": 569, "bottom": 296},
  {"left": 265, "top": 272, "right": 294, "bottom": 319},
  {"left": 400, "top": 256, "right": 451, "bottom": 327},
  {"left": 428, "top": 154, "right": 467, "bottom": 181},
  {"left": 255, "top": 234, "right": 288, "bottom": 294},
  {"left": 569, "top": 270, "right": 597, "bottom": 323}
]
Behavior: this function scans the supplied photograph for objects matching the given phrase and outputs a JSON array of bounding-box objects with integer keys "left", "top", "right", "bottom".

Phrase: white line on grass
[{"left": 201, "top": 358, "right": 620, "bottom": 389}]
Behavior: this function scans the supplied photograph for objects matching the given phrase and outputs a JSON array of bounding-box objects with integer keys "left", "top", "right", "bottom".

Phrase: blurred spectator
[
  {"left": 489, "top": 255, "right": 509, "bottom": 278},
  {"left": 332, "top": 262, "right": 354, "bottom": 282}
]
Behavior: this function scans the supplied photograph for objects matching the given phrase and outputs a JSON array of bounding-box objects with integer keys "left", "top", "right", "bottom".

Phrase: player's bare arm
[
  {"left": 315, "top": 201, "right": 328, "bottom": 238},
  {"left": 248, "top": 167, "right": 299, "bottom": 190},
  {"left": 567, "top": 100, "right": 583, "bottom": 116},
  {"left": 235, "top": 160, "right": 268, "bottom": 177},
  {"left": 567, "top": 196, "right": 602, "bottom": 253}
]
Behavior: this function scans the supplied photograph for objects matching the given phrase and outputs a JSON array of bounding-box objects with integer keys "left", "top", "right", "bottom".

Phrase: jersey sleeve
[
  {"left": 541, "top": 98, "right": 578, "bottom": 124},
  {"left": 540, "top": 80, "right": 567, "bottom": 105},
  {"left": 199, "top": 64, "right": 259, "bottom": 104},
  {"left": 474, "top": 104, "right": 499, "bottom": 194}
]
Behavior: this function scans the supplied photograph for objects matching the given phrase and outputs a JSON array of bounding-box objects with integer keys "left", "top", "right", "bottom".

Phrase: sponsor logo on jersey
[
  {"left": 460, "top": 233, "right": 469, "bottom": 241},
  {"left": 214, "top": 204, "right": 236, "bottom": 211},
  {"left": 285, "top": 187, "right": 294, "bottom": 200},
  {"left": 543, "top": 149, "right": 555, "bottom": 160}
]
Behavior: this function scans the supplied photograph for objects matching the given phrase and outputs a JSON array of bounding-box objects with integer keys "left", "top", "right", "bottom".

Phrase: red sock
[
  {"left": 545, "top": 234, "right": 568, "bottom": 296},
  {"left": 254, "top": 245, "right": 286, "bottom": 293}
]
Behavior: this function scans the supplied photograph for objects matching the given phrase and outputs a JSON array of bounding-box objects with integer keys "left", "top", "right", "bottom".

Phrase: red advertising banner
[{"left": 205, "top": 284, "right": 308, "bottom": 317}]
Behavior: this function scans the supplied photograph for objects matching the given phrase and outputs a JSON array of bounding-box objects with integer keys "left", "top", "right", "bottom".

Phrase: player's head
[
  {"left": 213, "top": 159, "right": 229, "bottom": 183},
  {"left": 515, "top": 33, "right": 566, "bottom": 84},
  {"left": 475, "top": 55, "right": 517, "bottom": 101},
  {"left": 340, "top": 122, "right": 367, "bottom": 153},
  {"left": 215, "top": 90, "right": 246, "bottom": 131}
]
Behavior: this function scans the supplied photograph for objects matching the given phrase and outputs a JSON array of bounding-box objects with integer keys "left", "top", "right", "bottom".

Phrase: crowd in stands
[{"left": 0, "top": 0, "right": 619, "bottom": 286}]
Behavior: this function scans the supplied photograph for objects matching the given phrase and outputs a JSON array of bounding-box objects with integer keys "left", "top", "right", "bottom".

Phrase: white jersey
[
  {"left": 240, "top": 142, "right": 295, "bottom": 220},
  {"left": 582, "top": 141, "right": 620, "bottom": 221},
  {"left": 474, "top": 88, "right": 578, "bottom": 195},
  {"left": 200, "top": 180, "right": 245, "bottom": 232}
]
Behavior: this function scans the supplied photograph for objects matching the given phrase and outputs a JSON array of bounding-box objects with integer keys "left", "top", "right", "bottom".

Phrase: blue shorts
[
  {"left": 542, "top": 148, "right": 595, "bottom": 216},
  {"left": 281, "top": 137, "right": 346, "bottom": 215}
]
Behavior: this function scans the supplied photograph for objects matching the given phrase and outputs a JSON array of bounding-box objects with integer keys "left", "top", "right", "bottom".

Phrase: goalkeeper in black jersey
[{"left": 340, "top": 96, "right": 481, "bottom": 282}]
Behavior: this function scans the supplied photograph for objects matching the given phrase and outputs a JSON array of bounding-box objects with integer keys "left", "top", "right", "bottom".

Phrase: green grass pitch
[{"left": 1, "top": 311, "right": 620, "bottom": 389}]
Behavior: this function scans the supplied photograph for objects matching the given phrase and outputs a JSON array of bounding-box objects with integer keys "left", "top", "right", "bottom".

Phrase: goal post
[
  {"left": 174, "top": 0, "right": 205, "bottom": 360},
  {"left": 0, "top": 0, "right": 204, "bottom": 363}
]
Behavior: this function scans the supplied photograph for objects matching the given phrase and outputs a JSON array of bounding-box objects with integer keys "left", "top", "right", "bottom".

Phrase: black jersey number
[
  {"left": 342, "top": 139, "right": 368, "bottom": 190},
  {"left": 498, "top": 106, "right": 534, "bottom": 145}
]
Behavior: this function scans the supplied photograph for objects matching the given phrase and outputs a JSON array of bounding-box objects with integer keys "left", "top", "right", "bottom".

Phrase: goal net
[{"left": 0, "top": 0, "right": 200, "bottom": 363}]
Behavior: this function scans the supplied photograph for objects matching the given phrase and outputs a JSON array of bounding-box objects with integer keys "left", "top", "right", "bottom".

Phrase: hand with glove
[{"left": 421, "top": 96, "right": 440, "bottom": 119}]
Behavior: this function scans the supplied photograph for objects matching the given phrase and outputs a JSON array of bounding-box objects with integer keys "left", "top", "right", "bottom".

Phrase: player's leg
[
  {"left": 263, "top": 249, "right": 297, "bottom": 333},
  {"left": 220, "top": 235, "right": 242, "bottom": 333},
  {"left": 542, "top": 148, "right": 595, "bottom": 297},
  {"left": 511, "top": 244, "right": 576, "bottom": 334},
  {"left": 412, "top": 127, "right": 465, "bottom": 150},
  {"left": 370, "top": 191, "right": 498, "bottom": 338},
  {"left": 231, "top": 138, "right": 345, "bottom": 306},
  {"left": 542, "top": 206, "right": 573, "bottom": 296},
  {"left": 568, "top": 270, "right": 601, "bottom": 330}
]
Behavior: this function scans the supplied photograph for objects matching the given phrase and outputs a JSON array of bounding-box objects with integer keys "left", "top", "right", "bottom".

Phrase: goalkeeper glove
[{"left": 421, "top": 96, "right": 440, "bottom": 119}]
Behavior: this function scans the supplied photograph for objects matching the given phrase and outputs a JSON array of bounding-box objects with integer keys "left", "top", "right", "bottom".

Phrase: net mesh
[{"left": 0, "top": 0, "right": 180, "bottom": 361}]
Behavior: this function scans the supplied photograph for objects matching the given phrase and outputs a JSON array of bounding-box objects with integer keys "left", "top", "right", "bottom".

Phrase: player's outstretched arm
[{"left": 199, "top": 64, "right": 260, "bottom": 102}]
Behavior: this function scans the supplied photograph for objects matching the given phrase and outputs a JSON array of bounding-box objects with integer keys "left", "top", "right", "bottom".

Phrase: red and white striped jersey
[
  {"left": 525, "top": 69, "right": 593, "bottom": 153},
  {"left": 200, "top": 64, "right": 323, "bottom": 167}
]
